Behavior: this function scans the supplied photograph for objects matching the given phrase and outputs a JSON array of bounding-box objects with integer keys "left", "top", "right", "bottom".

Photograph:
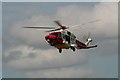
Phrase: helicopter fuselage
[
  {"left": 45, "top": 31, "right": 70, "bottom": 49},
  {"left": 24, "top": 20, "right": 98, "bottom": 53}
]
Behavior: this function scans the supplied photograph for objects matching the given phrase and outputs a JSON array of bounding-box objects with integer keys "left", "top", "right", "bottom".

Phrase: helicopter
[{"left": 24, "top": 20, "right": 98, "bottom": 53}]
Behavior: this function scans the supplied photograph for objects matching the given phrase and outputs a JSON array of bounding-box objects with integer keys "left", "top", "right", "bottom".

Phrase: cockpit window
[
  {"left": 50, "top": 32, "right": 61, "bottom": 37},
  {"left": 67, "top": 31, "right": 71, "bottom": 35},
  {"left": 54, "top": 33, "right": 58, "bottom": 36}
]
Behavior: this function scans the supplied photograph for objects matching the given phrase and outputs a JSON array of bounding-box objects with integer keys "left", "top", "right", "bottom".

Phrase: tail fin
[
  {"left": 83, "top": 32, "right": 97, "bottom": 49},
  {"left": 85, "top": 38, "right": 92, "bottom": 46}
]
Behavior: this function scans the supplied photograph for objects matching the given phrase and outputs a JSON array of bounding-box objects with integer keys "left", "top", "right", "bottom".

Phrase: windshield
[{"left": 50, "top": 32, "right": 61, "bottom": 37}]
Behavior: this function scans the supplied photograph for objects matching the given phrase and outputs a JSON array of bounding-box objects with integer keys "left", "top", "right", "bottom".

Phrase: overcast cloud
[{"left": 2, "top": 2, "right": 118, "bottom": 78}]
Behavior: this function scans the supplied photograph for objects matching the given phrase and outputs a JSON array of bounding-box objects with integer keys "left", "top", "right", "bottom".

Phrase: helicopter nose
[
  {"left": 45, "top": 35, "right": 56, "bottom": 40},
  {"left": 49, "top": 35, "right": 56, "bottom": 39}
]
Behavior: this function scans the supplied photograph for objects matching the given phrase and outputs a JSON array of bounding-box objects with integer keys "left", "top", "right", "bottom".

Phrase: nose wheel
[
  {"left": 50, "top": 43, "right": 54, "bottom": 46},
  {"left": 59, "top": 48, "right": 62, "bottom": 53}
]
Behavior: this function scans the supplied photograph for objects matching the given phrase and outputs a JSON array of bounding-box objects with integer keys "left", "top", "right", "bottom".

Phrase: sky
[{"left": 2, "top": 2, "right": 118, "bottom": 78}]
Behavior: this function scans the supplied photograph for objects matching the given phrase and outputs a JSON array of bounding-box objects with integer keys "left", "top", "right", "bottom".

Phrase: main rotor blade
[
  {"left": 23, "top": 26, "right": 55, "bottom": 29},
  {"left": 71, "top": 19, "right": 101, "bottom": 28},
  {"left": 54, "top": 20, "right": 67, "bottom": 29},
  {"left": 82, "top": 32, "right": 91, "bottom": 41},
  {"left": 46, "top": 28, "right": 61, "bottom": 32},
  {"left": 87, "top": 32, "right": 91, "bottom": 39},
  {"left": 54, "top": 20, "right": 63, "bottom": 27}
]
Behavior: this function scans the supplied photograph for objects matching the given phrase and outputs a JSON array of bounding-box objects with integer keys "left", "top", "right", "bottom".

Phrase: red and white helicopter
[{"left": 24, "top": 20, "right": 98, "bottom": 53}]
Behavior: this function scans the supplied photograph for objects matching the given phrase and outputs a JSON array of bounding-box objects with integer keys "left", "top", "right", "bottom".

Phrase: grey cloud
[
  {"left": 26, "top": 67, "right": 96, "bottom": 78},
  {"left": 27, "top": 52, "right": 36, "bottom": 58},
  {"left": 3, "top": 50, "right": 22, "bottom": 63},
  {"left": 3, "top": 50, "right": 37, "bottom": 63},
  {"left": 3, "top": 45, "right": 88, "bottom": 71}
]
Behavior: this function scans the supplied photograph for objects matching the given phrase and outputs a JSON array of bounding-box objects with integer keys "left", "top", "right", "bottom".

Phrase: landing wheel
[
  {"left": 70, "top": 46, "right": 75, "bottom": 52},
  {"left": 72, "top": 47, "right": 75, "bottom": 52},
  {"left": 59, "top": 48, "right": 62, "bottom": 53}
]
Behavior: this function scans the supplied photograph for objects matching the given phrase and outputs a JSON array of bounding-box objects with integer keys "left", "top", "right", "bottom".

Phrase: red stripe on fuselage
[{"left": 76, "top": 40, "right": 86, "bottom": 48}]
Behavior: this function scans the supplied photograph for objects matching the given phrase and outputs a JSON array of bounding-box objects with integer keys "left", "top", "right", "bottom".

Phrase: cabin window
[
  {"left": 54, "top": 33, "right": 58, "bottom": 36},
  {"left": 67, "top": 31, "right": 71, "bottom": 35}
]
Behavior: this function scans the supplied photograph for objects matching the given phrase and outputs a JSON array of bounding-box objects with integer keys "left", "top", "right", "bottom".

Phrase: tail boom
[
  {"left": 76, "top": 39, "right": 97, "bottom": 49},
  {"left": 85, "top": 45, "right": 97, "bottom": 49}
]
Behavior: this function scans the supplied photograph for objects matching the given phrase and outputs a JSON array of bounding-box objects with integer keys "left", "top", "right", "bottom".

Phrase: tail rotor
[{"left": 84, "top": 32, "right": 92, "bottom": 46}]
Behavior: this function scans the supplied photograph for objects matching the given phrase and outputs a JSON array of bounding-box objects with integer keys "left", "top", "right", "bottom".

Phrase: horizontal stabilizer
[{"left": 86, "top": 45, "right": 97, "bottom": 49}]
